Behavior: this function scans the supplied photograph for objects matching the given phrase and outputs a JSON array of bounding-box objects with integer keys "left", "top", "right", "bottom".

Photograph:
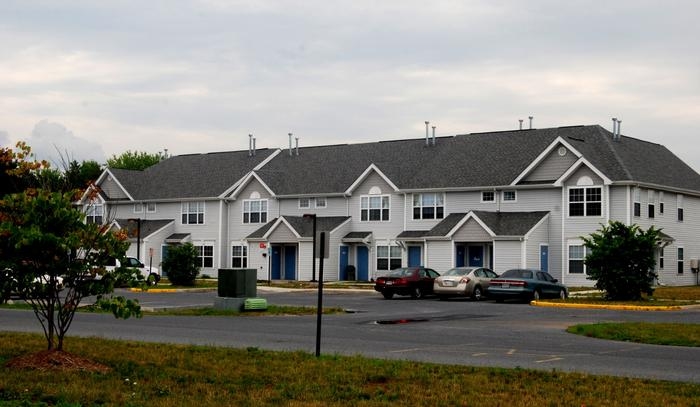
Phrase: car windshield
[
  {"left": 501, "top": 269, "right": 533, "bottom": 279},
  {"left": 386, "top": 268, "right": 414, "bottom": 277},
  {"left": 443, "top": 268, "right": 472, "bottom": 276}
]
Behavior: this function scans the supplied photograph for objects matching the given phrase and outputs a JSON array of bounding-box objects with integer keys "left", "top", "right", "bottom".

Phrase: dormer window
[{"left": 361, "top": 195, "right": 389, "bottom": 221}]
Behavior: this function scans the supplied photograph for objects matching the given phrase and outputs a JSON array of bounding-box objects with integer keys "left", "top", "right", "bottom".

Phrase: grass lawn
[
  {"left": 2, "top": 332, "right": 700, "bottom": 406},
  {"left": 567, "top": 322, "right": 700, "bottom": 347}
]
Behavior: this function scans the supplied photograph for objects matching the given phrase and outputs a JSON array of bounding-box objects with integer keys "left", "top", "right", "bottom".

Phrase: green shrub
[{"left": 162, "top": 243, "right": 199, "bottom": 286}]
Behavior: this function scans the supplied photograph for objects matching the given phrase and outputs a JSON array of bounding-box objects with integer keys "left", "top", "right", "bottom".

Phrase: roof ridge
[{"left": 597, "top": 125, "right": 633, "bottom": 180}]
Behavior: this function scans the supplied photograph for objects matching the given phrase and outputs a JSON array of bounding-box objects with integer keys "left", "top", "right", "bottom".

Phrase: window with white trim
[
  {"left": 134, "top": 203, "right": 144, "bottom": 213},
  {"left": 648, "top": 190, "right": 655, "bottom": 218},
  {"left": 481, "top": 191, "right": 495, "bottom": 202},
  {"left": 677, "top": 194, "right": 684, "bottom": 222},
  {"left": 243, "top": 199, "right": 268, "bottom": 224},
  {"left": 361, "top": 195, "right": 390, "bottom": 221},
  {"left": 146, "top": 202, "right": 156, "bottom": 213},
  {"left": 678, "top": 247, "right": 684, "bottom": 274},
  {"left": 377, "top": 245, "right": 401, "bottom": 271},
  {"left": 502, "top": 190, "right": 516, "bottom": 202},
  {"left": 86, "top": 203, "right": 104, "bottom": 224},
  {"left": 182, "top": 201, "right": 205, "bottom": 224},
  {"left": 315, "top": 197, "right": 327, "bottom": 208},
  {"left": 659, "top": 248, "right": 664, "bottom": 269},
  {"left": 412, "top": 193, "right": 444, "bottom": 220},
  {"left": 231, "top": 244, "right": 248, "bottom": 268},
  {"left": 195, "top": 244, "right": 214, "bottom": 268},
  {"left": 633, "top": 187, "right": 641, "bottom": 217},
  {"left": 659, "top": 192, "right": 665, "bottom": 214},
  {"left": 299, "top": 198, "right": 311, "bottom": 209},
  {"left": 568, "top": 187, "right": 602, "bottom": 216},
  {"left": 568, "top": 244, "right": 589, "bottom": 274}
]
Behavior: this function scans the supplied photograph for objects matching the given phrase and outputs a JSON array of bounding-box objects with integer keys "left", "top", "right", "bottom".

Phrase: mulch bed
[{"left": 5, "top": 350, "right": 111, "bottom": 373}]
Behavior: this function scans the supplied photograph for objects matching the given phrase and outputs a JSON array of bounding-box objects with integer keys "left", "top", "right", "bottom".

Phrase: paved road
[{"left": 2, "top": 287, "right": 700, "bottom": 383}]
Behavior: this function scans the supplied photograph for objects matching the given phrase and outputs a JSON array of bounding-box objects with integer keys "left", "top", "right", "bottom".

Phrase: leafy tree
[
  {"left": 0, "top": 142, "right": 48, "bottom": 196},
  {"left": 583, "top": 221, "right": 661, "bottom": 301},
  {"left": 0, "top": 144, "right": 142, "bottom": 351},
  {"left": 107, "top": 150, "right": 166, "bottom": 171},
  {"left": 64, "top": 159, "right": 102, "bottom": 190},
  {"left": 162, "top": 243, "right": 199, "bottom": 286}
]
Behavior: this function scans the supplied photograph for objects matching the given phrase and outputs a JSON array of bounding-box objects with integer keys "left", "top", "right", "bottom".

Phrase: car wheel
[
  {"left": 411, "top": 287, "right": 424, "bottom": 299},
  {"left": 532, "top": 290, "right": 541, "bottom": 301},
  {"left": 147, "top": 273, "right": 160, "bottom": 286},
  {"left": 559, "top": 289, "right": 567, "bottom": 299},
  {"left": 472, "top": 286, "right": 483, "bottom": 301},
  {"left": 382, "top": 292, "right": 394, "bottom": 300}
]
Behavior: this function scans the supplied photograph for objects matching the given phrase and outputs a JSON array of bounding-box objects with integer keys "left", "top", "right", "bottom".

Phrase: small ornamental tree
[
  {"left": 162, "top": 243, "right": 199, "bottom": 286},
  {"left": 583, "top": 221, "right": 661, "bottom": 301},
  {"left": 0, "top": 143, "right": 142, "bottom": 351}
]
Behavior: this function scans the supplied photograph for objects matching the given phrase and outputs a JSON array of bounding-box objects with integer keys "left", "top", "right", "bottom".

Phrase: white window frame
[
  {"left": 633, "top": 187, "right": 641, "bottom": 217},
  {"left": 231, "top": 243, "right": 248, "bottom": 268},
  {"left": 568, "top": 186, "right": 603, "bottom": 217},
  {"left": 86, "top": 202, "right": 104, "bottom": 224},
  {"left": 648, "top": 190, "right": 655, "bottom": 219},
  {"left": 133, "top": 203, "right": 144, "bottom": 213},
  {"left": 315, "top": 197, "right": 327, "bottom": 208},
  {"left": 195, "top": 242, "right": 215, "bottom": 269},
  {"left": 298, "top": 198, "right": 311, "bottom": 209},
  {"left": 677, "top": 194, "right": 684, "bottom": 222},
  {"left": 659, "top": 247, "right": 664, "bottom": 270},
  {"left": 412, "top": 193, "right": 445, "bottom": 220},
  {"left": 502, "top": 190, "right": 517, "bottom": 202},
  {"left": 481, "top": 191, "right": 495, "bottom": 203},
  {"left": 146, "top": 202, "right": 157, "bottom": 213},
  {"left": 360, "top": 195, "right": 390, "bottom": 222},
  {"left": 677, "top": 247, "right": 684, "bottom": 274},
  {"left": 243, "top": 199, "right": 268, "bottom": 224},
  {"left": 568, "top": 243, "right": 588, "bottom": 274},
  {"left": 181, "top": 201, "right": 205, "bottom": 225},
  {"left": 376, "top": 244, "right": 402, "bottom": 271},
  {"left": 659, "top": 191, "right": 665, "bottom": 214}
]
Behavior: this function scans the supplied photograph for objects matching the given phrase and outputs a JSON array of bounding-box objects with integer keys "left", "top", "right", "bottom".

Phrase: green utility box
[
  {"left": 243, "top": 297, "right": 268, "bottom": 311},
  {"left": 218, "top": 268, "right": 257, "bottom": 298}
]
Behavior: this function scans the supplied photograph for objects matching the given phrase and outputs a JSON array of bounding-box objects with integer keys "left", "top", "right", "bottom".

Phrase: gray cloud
[{"left": 25, "top": 120, "right": 106, "bottom": 167}]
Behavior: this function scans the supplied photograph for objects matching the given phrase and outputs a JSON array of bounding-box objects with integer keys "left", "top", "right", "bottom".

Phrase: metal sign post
[{"left": 315, "top": 231, "right": 326, "bottom": 357}]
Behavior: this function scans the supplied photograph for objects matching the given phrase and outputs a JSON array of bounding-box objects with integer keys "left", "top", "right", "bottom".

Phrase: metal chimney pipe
[
  {"left": 288, "top": 133, "right": 293, "bottom": 156},
  {"left": 295, "top": 137, "right": 299, "bottom": 156},
  {"left": 616, "top": 120, "right": 621, "bottom": 141},
  {"left": 252, "top": 138, "right": 256, "bottom": 156},
  {"left": 248, "top": 134, "right": 253, "bottom": 157},
  {"left": 519, "top": 119, "right": 523, "bottom": 130},
  {"left": 528, "top": 116, "right": 533, "bottom": 129},
  {"left": 432, "top": 126, "right": 436, "bottom": 145},
  {"left": 611, "top": 118, "right": 617, "bottom": 139},
  {"left": 425, "top": 121, "right": 430, "bottom": 146}
]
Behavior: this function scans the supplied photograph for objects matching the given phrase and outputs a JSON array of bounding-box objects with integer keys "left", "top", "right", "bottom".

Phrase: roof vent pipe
[
  {"left": 248, "top": 134, "right": 253, "bottom": 157},
  {"left": 432, "top": 125, "right": 436, "bottom": 146},
  {"left": 288, "top": 133, "right": 293, "bottom": 156},
  {"left": 425, "top": 121, "right": 430, "bottom": 146},
  {"left": 528, "top": 116, "right": 533, "bottom": 129},
  {"left": 295, "top": 137, "right": 299, "bottom": 156},
  {"left": 616, "top": 120, "right": 622, "bottom": 142},
  {"left": 519, "top": 119, "right": 523, "bottom": 130},
  {"left": 611, "top": 118, "right": 618, "bottom": 139},
  {"left": 252, "top": 137, "right": 256, "bottom": 156}
]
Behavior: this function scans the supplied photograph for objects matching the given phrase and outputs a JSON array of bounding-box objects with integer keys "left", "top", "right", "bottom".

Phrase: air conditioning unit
[{"left": 690, "top": 259, "right": 699, "bottom": 272}]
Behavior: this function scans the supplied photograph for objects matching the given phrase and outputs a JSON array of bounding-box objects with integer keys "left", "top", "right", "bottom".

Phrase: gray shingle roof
[
  {"left": 425, "top": 211, "right": 549, "bottom": 237},
  {"left": 246, "top": 216, "right": 350, "bottom": 239},
  {"left": 255, "top": 125, "right": 700, "bottom": 194},
  {"left": 107, "top": 149, "right": 276, "bottom": 200}
]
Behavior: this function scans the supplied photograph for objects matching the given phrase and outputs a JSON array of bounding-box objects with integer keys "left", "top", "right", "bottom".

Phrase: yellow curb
[
  {"left": 531, "top": 301, "right": 682, "bottom": 311},
  {"left": 128, "top": 288, "right": 179, "bottom": 293}
]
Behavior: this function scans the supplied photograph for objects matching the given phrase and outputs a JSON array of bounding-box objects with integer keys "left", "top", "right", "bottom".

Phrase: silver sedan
[{"left": 433, "top": 267, "right": 498, "bottom": 301}]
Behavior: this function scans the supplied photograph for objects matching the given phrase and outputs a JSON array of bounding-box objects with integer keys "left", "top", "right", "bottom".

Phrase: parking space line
[
  {"left": 536, "top": 357, "right": 563, "bottom": 363},
  {"left": 472, "top": 353, "right": 488, "bottom": 357},
  {"left": 507, "top": 349, "right": 516, "bottom": 355}
]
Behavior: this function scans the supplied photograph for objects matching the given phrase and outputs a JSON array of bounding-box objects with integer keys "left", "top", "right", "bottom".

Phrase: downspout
[
  {"left": 520, "top": 237, "right": 526, "bottom": 269},
  {"left": 561, "top": 182, "right": 567, "bottom": 286},
  {"left": 218, "top": 199, "right": 225, "bottom": 270},
  {"left": 403, "top": 193, "right": 407, "bottom": 232}
]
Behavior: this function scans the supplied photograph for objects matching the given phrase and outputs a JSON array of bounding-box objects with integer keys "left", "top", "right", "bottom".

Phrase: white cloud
[{"left": 25, "top": 120, "right": 106, "bottom": 166}]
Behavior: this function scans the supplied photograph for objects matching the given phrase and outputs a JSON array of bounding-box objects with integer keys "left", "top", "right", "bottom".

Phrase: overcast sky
[{"left": 2, "top": 0, "right": 699, "bottom": 171}]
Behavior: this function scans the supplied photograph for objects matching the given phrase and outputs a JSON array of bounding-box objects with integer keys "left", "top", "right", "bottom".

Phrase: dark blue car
[{"left": 487, "top": 269, "right": 568, "bottom": 302}]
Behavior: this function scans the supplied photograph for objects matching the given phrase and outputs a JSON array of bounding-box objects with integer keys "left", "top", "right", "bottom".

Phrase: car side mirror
[{"left": 552, "top": 279, "right": 558, "bottom": 283}]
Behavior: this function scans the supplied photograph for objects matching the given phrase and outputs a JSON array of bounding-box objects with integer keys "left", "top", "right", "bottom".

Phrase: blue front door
[
  {"left": 271, "top": 245, "right": 282, "bottom": 279},
  {"left": 456, "top": 245, "right": 466, "bottom": 267},
  {"left": 357, "top": 246, "right": 369, "bottom": 281},
  {"left": 408, "top": 246, "right": 422, "bottom": 267},
  {"left": 540, "top": 245, "right": 549, "bottom": 272},
  {"left": 284, "top": 246, "right": 296, "bottom": 280},
  {"left": 339, "top": 246, "right": 349, "bottom": 280},
  {"left": 468, "top": 246, "right": 483, "bottom": 267}
]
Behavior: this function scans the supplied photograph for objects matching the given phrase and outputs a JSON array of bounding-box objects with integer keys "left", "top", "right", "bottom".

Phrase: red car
[{"left": 374, "top": 267, "right": 440, "bottom": 299}]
